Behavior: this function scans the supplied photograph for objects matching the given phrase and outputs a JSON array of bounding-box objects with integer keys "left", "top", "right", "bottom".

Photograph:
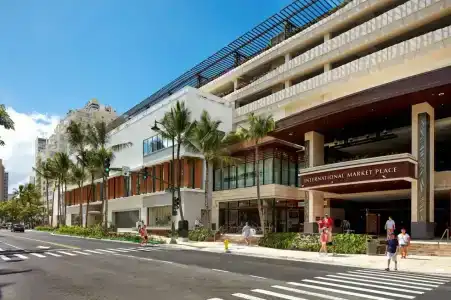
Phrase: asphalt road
[{"left": 0, "top": 230, "right": 450, "bottom": 300}]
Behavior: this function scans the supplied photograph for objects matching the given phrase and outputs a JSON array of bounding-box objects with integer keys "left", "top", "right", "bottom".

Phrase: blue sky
[{"left": 0, "top": 0, "right": 292, "bottom": 116}]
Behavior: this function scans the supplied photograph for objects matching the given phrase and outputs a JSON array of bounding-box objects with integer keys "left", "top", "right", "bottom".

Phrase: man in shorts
[{"left": 385, "top": 233, "right": 398, "bottom": 271}]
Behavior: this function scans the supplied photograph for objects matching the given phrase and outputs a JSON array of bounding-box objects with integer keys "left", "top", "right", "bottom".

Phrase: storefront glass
[{"left": 148, "top": 206, "right": 171, "bottom": 227}]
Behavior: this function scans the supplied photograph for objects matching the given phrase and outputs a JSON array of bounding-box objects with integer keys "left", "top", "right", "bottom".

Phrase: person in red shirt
[
  {"left": 319, "top": 228, "right": 329, "bottom": 255},
  {"left": 317, "top": 218, "right": 326, "bottom": 233},
  {"left": 324, "top": 214, "right": 334, "bottom": 242}
]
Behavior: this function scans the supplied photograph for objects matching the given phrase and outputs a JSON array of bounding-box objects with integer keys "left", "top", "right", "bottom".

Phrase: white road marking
[
  {"left": 328, "top": 274, "right": 432, "bottom": 291},
  {"left": 354, "top": 270, "right": 449, "bottom": 283},
  {"left": 58, "top": 251, "right": 76, "bottom": 256},
  {"left": 252, "top": 289, "right": 307, "bottom": 300},
  {"left": 160, "top": 260, "right": 174, "bottom": 264},
  {"left": 340, "top": 272, "right": 438, "bottom": 288},
  {"left": 347, "top": 271, "right": 442, "bottom": 286},
  {"left": 287, "top": 282, "right": 392, "bottom": 300},
  {"left": 45, "top": 252, "right": 62, "bottom": 257},
  {"left": 0, "top": 255, "right": 11, "bottom": 261},
  {"left": 73, "top": 251, "right": 91, "bottom": 255},
  {"left": 14, "top": 254, "right": 28, "bottom": 259},
  {"left": 273, "top": 285, "right": 348, "bottom": 300},
  {"left": 0, "top": 241, "right": 22, "bottom": 249},
  {"left": 316, "top": 276, "right": 423, "bottom": 294},
  {"left": 30, "top": 253, "right": 46, "bottom": 258},
  {"left": 95, "top": 249, "right": 115, "bottom": 254},
  {"left": 0, "top": 248, "right": 4, "bottom": 251},
  {"left": 84, "top": 249, "right": 103, "bottom": 254},
  {"left": 108, "top": 248, "right": 129, "bottom": 252},
  {"left": 36, "top": 246, "right": 51, "bottom": 249},
  {"left": 357, "top": 269, "right": 451, "bottom": 281},
  {"left": 249, "top": 275, "right": 267, "bottom": 280},
  {"left": 303, "top": 279, "right": 414, "bottom": 299},
  {"left": 232, "top": 293, "right": 266, "bottom": 300},
  {"left": 212, "top": 269, "right": 229, "bottom": 273},
  {"left": 207, "top": 298, "right": 224, "bottom": 300}
]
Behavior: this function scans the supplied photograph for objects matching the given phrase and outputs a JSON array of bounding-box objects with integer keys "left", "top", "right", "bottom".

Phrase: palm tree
[
  {"left": 157, "top": 101, "right": 195, "bottom": 221},
  {"left": 0, "top": 104, "right": 14, "bottom": 146},
  {"left": 51, "top": 152, "right": 72, "bottom": 226},
  {"left": 33, "top": 158, "right": 53, "bottom": 225},
  {"left": 85, "top": 121, "right": 132, "bottom": 229},
  {"left": 185, "top": 111, "right": 240, "bottom": 228},
  {"left": 70, "top": 163, "right": 87, "bottom": 226},
  {"left": 85, "top": 150, "right": 101, "bottom": 227},
  {"left": 239, "top": 112, "right": 275, "bottom": 235}
]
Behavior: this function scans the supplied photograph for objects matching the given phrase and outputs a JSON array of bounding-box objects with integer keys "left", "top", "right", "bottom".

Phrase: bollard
[{"left": 224, "top": 239, "right": 231, "bottom": 253}]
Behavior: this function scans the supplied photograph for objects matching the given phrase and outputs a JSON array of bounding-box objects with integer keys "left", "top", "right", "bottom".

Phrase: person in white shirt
[
  {"left": 385, "top": 217, "right": 395, "bottom": 239},
  {"left": 397, "top": 228, "right": 411, "bottom": 258},
  {"left": 242, "top": 222, "right": 252, "bottom": 246}
]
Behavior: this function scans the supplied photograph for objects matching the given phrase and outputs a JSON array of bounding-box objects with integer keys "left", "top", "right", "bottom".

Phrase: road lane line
[
  {"left": 14, "top": 254, "right": 28, "bottom": 259},
  {"left": 252, "top": 289, "right": 307, "bottom": 300},
  {"left": 58, "top": 251, "right": 76, "bottom": 256},
  {"left": 0, "top": 241, "right": 23, "bottom": 249},
  {"left": 73, "top": 251, "right": 91, "bottom": 255},
  {"left": 107, "top": 248, "right": 129, "bottom": 252},
  {"left": 0, "top": 248, "right": 3, "bottom": 251},
  {"left": 315, "top": 277, "right": 423, "bottom": 294},
  {"left": 0, "top": 255, "right": 11, "bottom": 261},
  {"left": 302, "top": 279, "right": 413, "bottom": 299},
  {"left": 353, "top": 270, "right": 448, "bottom": 283},
  {"left": 339, "top": 272, "right": 438, "bottom": 288},
  {"left": 84, "top": 250, "right": 103, "bottom": 254},
  {"left": 232, "top": 293, "right": 266, "bottom": 300},
  {"left": 212, "top": 269, "right": 229, "bottom": 273},
  {"left": 30, "top": 253, "right": 46, "bottom": 258},
  {"left": 249, "top": 275, "right": 267, "bottom": 280},
  {"left": 347, "top": 271, "right": 442, "bottom": 285},
  {"left": 207, "top": 298, "right": 224, "bottom": 300},
  {"left": 45, "top": 252, "right": 61, "bottom": 257},
  {"left": 287, "top": 282, "right": 392, "bottom": 300},
  {"left": 2, "top": 233, "right": 79, "bottom": 249},
  {"left": 95, "top": 249, "right": 115, "bottom": 254},
  {"left": 328, "top": 274, "right": 432, "bottom": 291},
  {"left": 273, "top": 285, "right": 347, "bottom": 300}
]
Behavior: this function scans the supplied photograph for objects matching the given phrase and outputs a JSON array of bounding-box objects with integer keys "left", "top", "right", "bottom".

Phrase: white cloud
[{"left": 0, "top": 107, "right": 59, "bottom": 193}]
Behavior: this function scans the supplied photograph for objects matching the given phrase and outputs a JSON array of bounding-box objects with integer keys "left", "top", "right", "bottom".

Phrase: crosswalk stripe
[
  {"left": 0, "top": 248, "right": 4, "bottom": 251},
  {"left": 0, "top": 255, "right": 11, "bottom": 261},
  {"left": 84, "top": 250, "right": 103, "bottom": 254},
  {"left": 348, "top": 271, "right": 442, "bottom": 286},
  {"left": 355, "top": 270, "right": 449, "bottom": 283},
  {"left": 316, "top": 276, "right": 423, "bottom": 295},
  {"left": 14, "top": 254, "right": 28, "bottom": 259},
  {"left": 207, "top": 298, "right": 223, "bottom": 300},
  {"left": 303, "top": 279, "right": 414, "bottom": 299},
  {"left": 328, "top": 274, "right": 432, "bottom": 291},
  {"left": 342, "top": 272, "right": 439, "bottom": 288},
  {"left": 95, "top": 249, "right": 115, "bottom": 254},
  {"left": 45, "top": 252, "right": 61, "bottom": 257},
  {"left": 287, "top": 282, "right": 392, "bottom": 300},
  {"left": 108, "top": 248, "right": 129, "bottom": 252},
  {"left": 30, "top": 253, "right": 46, "bottom": 258},
  {"left": 252, "top": 289, "right": 307, "bottom": 300},
  {"left": 73, "top": 251, "right": 90, "bottom": 255},
  {"left": 272, "top": 285, "right": 348, "bottom": 300},
  {"left": 357, "top": 269, "right": 451, "bottom": 281},
  {"left": 58, "top": 251, "right": 76, "bottom": 256},
  {"left": 232, "top": 293, "right": 267, "bottom": 300}
]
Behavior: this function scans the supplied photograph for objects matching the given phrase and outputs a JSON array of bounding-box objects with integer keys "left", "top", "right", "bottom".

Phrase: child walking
[{"left": 319, "top": 228, "right": 328, "bottom": 256}]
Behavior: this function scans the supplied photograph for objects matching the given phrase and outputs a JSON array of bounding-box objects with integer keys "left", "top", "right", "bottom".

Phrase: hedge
[
  {"left": 188, "top": 228, "right": 214, "bottom": 241},
  {"left": 34, "top": 226, "right": 55, "bottom": 232},
  {"left": 258, "top": 232, "right": 369, "bottom": 254}
]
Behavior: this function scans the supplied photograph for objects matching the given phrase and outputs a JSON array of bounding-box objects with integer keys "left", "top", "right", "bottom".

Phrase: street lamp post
[{"left": 151, "top": 120, "right": 177, "bottom": 244}]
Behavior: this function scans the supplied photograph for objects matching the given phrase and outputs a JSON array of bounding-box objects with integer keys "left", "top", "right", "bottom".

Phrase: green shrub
[
  {"left": 259, "top": 233, "right": 369, "bottom": 254},
  {"left": 189, "top": 228, "right": 214, "bottom": 241},
  {"left": 35, "top": 226, "right": 55, "bottom": 232}
]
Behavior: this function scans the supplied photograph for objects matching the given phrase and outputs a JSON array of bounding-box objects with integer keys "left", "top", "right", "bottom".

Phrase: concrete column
[
  {"left": 284, "top": 53, "right": 291, "bottom": 63},
  {"left": 233, "top": 78, "right": 239, "bottom": 91},
  {"left": 284, "top": 80, "right": 292, "bottom": 89},
  {"left": 211, "top": 201, "right": 219, "bottom": 230},
  {"left": 141, "top": 207, "right": 148, "bottom": 226},
  {"left": 303, "top": 131, "right": 325, "bottom": 233},
  {"left": 323, "top": 33, "right": 332, "bottom": 72},
  {"left": 411, "top": 102, "right": 435, "bottom": 239}
]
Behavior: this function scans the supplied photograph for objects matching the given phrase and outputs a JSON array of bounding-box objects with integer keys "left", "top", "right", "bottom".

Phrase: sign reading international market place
[{"left": 300, "top": 161, "right": 415, "bottom": 188}]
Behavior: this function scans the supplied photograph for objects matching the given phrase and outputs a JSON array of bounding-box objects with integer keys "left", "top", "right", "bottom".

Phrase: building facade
[
  {"left": 0, "top": 160, "right": 7, "bottom": 201},
  {"left": 62, "top": 0, "right": 451, "bottom": 239}
]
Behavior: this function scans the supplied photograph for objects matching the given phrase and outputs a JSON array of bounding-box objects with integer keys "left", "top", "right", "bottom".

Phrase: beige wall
[{"left": 212, "top": 184, "right": 304, "bottom": 203}]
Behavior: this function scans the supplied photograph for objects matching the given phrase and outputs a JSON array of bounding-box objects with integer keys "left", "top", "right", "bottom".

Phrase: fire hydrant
[{"left": 224, "top": 239, "right": 231, "bottom": 253}]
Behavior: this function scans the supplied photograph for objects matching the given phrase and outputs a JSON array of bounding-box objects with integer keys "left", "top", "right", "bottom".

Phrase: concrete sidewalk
[{"left": 161, "top": 238, "right": 451, "bottom": 275}]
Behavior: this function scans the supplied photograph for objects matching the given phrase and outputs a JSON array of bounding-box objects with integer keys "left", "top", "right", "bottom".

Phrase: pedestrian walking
[
  {"left": 385, "top": 216, "right": 396, "bottom": 239},
  {"left": 397, "top": 228, "right": 411, "bottom": 259},
  {"left": 139, "top": 224, "right": 148, "bottom": 246},
  {"left": 324, "top": 214, "right": 334, "bottom": 242},
  {"left": 385, "top": 233, "right": 399, "bottom": 271},
  {"left": 319, "top": 228, "right": 328, "bottom": 256},
  {"left": 242, "top": 222, "right": 252, "bottom": 246}
]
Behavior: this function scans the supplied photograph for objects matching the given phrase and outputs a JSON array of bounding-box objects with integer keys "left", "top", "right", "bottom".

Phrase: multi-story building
[
  {"left": 0, "top": 160, "right": 8, "bottom": 202},
  {"left": 63, "top": 0, "right": 451, "bottom": 239}
]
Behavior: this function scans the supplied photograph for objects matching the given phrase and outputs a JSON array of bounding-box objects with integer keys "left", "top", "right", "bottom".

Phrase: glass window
[
  {"left": 237, "top": 164, "right": 245, "bottom": 188},
  {"left": 282, "top": 159, "right": 289, "bottom": 185},
  {"left": 222, "top": 167, "right": 229, "bottom": 190},
  {"left": 152, "top": 136, "right": 159, "bottom": 151},
  {"left": 289, "top": 161, "right": 297, "bottom": 187},
  {"left": 148, "top": 206, "right": 172, "bottom": 227},
  {"left": 214, "top": 169, "right": 222, "bottom": 191},
  {"left": 257, "top": 160, "right": 264, "bottom": 185},
  {"left": 274, "top": 158, "right": 281, "bottom": 184},
  {"left": 143, "top": 140, "right": 149, "bottom": 156},
  {"left": 229, "top": 166, "right": 236, "bottom": 189},
  {"left": 264, "top": 158, "right": 273, "bottom": 184},
  {"left": 245, "top": 161, "right": 254, "bottom": 187},
  {"left": 148, "top": 138, "right": 153, "bottom": 153}
]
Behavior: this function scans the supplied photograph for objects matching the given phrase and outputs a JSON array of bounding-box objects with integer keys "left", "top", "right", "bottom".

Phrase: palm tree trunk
[
  {"left": 57, "top": 180, "right": 61, "bottom": 227},
  {"left": 204, "top": 160, "right": 210, "bottom": 228},
  {"left": 255, "top": 143, "right": 265, "bottom": 235},
  {"left": 104, "top": 176, "right": 109, "bottom": 230},
  {"left": 78, "top": 183, "right": 82, "bottom": 226},
  {"left": 64, "top": 182, "right": 67, "bottom": 225},
  {"left": 45, "top": 180, "right": 50, "bottom": 225},
  {"left": 176, "top": 143, "right": 184, "bottom": 221},
  {"left": 51, "top": 183, "right": 55, "bottom": 226},
  {"left": 85, "top": 174, "right": 93, "bottom": 228}
]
